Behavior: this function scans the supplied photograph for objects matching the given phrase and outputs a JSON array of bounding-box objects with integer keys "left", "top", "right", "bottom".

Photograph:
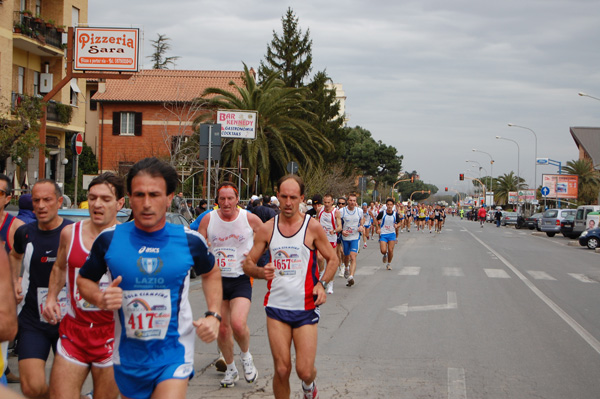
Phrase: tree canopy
[{"left": 147, "top": 33, "right": 180, "bottom": 69}]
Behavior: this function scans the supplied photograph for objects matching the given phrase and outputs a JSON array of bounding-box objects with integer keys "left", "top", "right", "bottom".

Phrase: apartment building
[{"left": 1, "top": 0, "right": 87, "bottom": 190}]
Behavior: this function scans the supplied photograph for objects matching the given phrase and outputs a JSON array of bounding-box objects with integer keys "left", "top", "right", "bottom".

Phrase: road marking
[
  {"left": 484, "top": 269, "right": 511, "bottom": 278},
  {"left": 388, "top": 291, "right": 457, "bottom": 317},
  {"left": 466, "top": 230, "right": 600, "bottom": 356},
  {"left": 398, "top": 266, "right": 421, "bottom": 276},
  {"left": 527, "top": 271, "right": 556, "bottom": 280},
  {"left": 448, "top": 367, "right": 467, "bottom": 399},
  {"left": 443, "top": 267, "right": 464, "bottom": 277},
  {"left": 568, "top": 273, "right": 598, "bottom": 283},
  {"left": 354, "top": 266, "right": 380, "bottom": 276}
]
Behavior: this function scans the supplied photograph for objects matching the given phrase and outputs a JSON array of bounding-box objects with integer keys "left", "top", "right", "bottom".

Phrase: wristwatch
[
  {"left": 204, "top": 311, "right": 222, "bottom": 322},
  {"left": 320, "top": 281, "right": 328, "bottom": 289}
]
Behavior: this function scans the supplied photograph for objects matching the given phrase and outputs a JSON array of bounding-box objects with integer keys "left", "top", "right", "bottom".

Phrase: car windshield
[
  {"left": 560, "top": 210, "right": 576, "bottom": 217},
  {"left": 543, "top": 210, "right": 558, "bottom": 218}
]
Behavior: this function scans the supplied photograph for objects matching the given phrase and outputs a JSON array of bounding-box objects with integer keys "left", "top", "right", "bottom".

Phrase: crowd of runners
[{"left": 0, "top": 157, "right": 450, "bottom": 399}]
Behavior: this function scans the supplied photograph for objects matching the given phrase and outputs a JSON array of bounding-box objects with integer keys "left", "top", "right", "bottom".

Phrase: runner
[
  {"left": 9, "top": 180, "right": 73, "bottom": 398},
  {"left": 43, "top": 173, "right": 125, "bottom": 399},
  {"left": 335, "top": 198, "right": 346, "bottom": 279},
  {"left": 361, "top": 203, "right": 371, "bottom": 248},
  {"left": 0, "top": 243, "right": 17, "bottom": 388},
  {"left": 242, "top": 174, "right": 339, "bottom": 399},
  {"left": 477, "top": 206, "right": 487, "bottom": 228},
  {"left": 339, "top": 194, "right": 365, "bottom": 287},
  {"left": 317, "top": 194, "right": 342, "bottom": 294},
  {"left": 376, "top": 199, "right": 402, "bottom": 271},
  {"left": 77, "top": 157, "right": 222, "bottom": 399},
  {"left": 198, "top": 182, "right": 262, "bottom": 388},
  {"left": 404, "top": 204, "right": 412, "bottom": 232}
]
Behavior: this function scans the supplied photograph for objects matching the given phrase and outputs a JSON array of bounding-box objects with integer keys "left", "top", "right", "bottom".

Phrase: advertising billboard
[
  {"left": 217, "top": 110, "right": 258, "bottom": 139},
  {"left": 74, "top": 28, "right": 140, "bottom": 71},
  {"left": 541, "top": 174, "right": 578, "bottom": 199},
  {"left": 508, "top": 191, "right": 518, "bottom": 204}
]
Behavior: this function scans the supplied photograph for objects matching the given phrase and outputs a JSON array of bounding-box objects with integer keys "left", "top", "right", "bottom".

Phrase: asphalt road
[{"left": 7, "top": 217, "right": 600, "bottom": 398}]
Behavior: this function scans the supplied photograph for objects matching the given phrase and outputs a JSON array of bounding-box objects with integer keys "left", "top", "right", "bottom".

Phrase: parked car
[
  {"left": 522, "top": 213, "right": 543, "bottom": 230},
  {"left": 165, "top": 212, "right": 190, "bottom": 227},
  {"left": 501, "top": 212, "right": 520, "bottom": 226},
  {"left": 560, "top": 215, "right": 578, "bottom": 238},
  {"left": 572, "top": 205, "right": 600, "bottom": 238},
  {"left": 57, "top": 208, "right": 130, "bottom": 223},
  {"left": 579, "top": 227, "right": 600, "bottom": 249},
  {"left": 540, "top": 208, "right": 576, "bottom": 237}
]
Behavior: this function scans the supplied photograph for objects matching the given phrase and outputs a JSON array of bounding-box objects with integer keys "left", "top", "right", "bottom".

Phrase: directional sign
[
  {"left": 286, "top": 161, "right": 298, "bottom": 174},
  {"left": 388, "top": 291, "right": 457, "bottom": 317},
  {"left": 541, "top": 186, "right": 550, "bottom": 196},
  {"left": 75, "top": 133, "right": 83, "bottom": 155}
]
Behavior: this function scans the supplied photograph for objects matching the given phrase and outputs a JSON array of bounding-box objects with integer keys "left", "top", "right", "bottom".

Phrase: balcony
[
  {"left": 11, "top": 92, "right": 72, "bottom": 125},
  {"left": 13, "top": 12, "right": 64, "bottom": 57}
]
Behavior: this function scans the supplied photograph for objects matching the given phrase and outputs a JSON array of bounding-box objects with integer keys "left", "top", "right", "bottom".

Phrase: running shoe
[
  {"left": 363, "top": 242, "right": 367, "bottom": 248},
  {"left": 220, "top": 369, "right": 239, "bottom": 388},
  {"left": 83, "top": 391, "right": 93, "bottom": 399},
  {"left": 241, "top": 354, "right": 258, "bottom": 383},
  {"left": 303, "top": 382, "right": 319, "bottom": 399},
  {"left": 215, "top": 354, "right": 227, "bottom": 372},
  {"left": 338, "top": 266, "right": 345, "bottom": 278},
  {"left": 386, "top": 264, "right": 392, "bottom": 271},
  {"left": 346, "top": 276, "right": 354, "bottom": 287},
  {"left": 326, "top": 281, "right": 334, "bottom": 294},
  {"left": 382, "top": 254, "right": 388, "bottom": 264},
  {"left": 344, "top": 267, "right": 350, "bottom": 279}
]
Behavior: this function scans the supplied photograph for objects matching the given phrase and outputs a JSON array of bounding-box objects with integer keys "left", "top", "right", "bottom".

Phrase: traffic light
[
  {"left": 459, "top": 174, "right": 464, "bottom": 181},
  {"left": 445, "top": 187, "right": 448, "bottom": 192}
]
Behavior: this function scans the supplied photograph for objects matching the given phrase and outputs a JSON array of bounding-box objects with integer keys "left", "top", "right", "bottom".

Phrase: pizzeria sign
[{"left": 74, "top": 27, "right": 140, "bottom": 71}]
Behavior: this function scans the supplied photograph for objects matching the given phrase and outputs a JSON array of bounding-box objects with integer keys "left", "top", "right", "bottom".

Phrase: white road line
[
  {"left": 443, "top": 267, "right": 464, "bottom": 277},
  {"left": 398, "top": 266, "right": 421, "bottom": 276},
  {"left": 484, "top": 269, "right": 511, "bottom": 278},
  {"left": 448, "top": 367, "right": 467, "bottom": 399},
  {"left": 568, "top": 273, "right": 598, "bottom": 283},
  {"left": 527, "top": 271, "right": 556, "bottom": 280},
  {"left": 354, "top": 266, "right": 380, "bottom": 276},
  {"left": 467, "top": 230, "right": 600, "bottom": 356}
]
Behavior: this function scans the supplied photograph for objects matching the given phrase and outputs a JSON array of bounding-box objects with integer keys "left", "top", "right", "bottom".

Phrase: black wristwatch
[{"left": 204, "top": 311, "right": 222, "bottom": 322}]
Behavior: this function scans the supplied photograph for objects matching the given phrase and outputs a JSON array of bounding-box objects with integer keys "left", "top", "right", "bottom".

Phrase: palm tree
[
  {"left": 563, "top": 159, "right": 600, "bottom": 204},
  {"left": 493, "top": 172, "right": 526, "bottom": 205},
  {"left": 194, "top": 64, "right": 332, "bottom": 193}
]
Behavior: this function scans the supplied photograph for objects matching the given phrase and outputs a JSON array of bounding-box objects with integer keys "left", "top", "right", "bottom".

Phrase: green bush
[{"left": 55, "top": 103, "right": 72, "bottom": 124}]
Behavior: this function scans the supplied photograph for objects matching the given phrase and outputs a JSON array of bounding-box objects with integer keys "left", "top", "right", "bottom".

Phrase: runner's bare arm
[
  {"left": 335, "top": 212, "right": 343, "bottom": 233},
  {"left": 8, "top": 248, "right": 24, "bottom": 304},
  {"left": 43, "top": 225, "right": 72, "bottom": 324},
  {"left": 0, "top": 248, "right": 17, "bottom": 342},
  {"left": 194, "top": 264, "right": 222, "bottom": 343},
  {"left": 198, "top": 212, "right": 211, "bottom": 239},
  {"left": 78, "top": 274, "right": 123, "bottom": 311},
  {"left": 242, "top": 220, "right": 274, "bottom": 280}
]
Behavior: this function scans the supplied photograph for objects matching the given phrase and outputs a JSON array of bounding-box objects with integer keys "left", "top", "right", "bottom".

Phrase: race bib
[
  {"left": 123, "top": 289, "right": 171, "bottom": 341},
  {"left": 38, "top": 287, "right": 68, "bottom": 323},
  {"left": 273, "top": 253, "right": 303, "bottom": 277},
  {"left": 74, "top": 269, "right": 110, "bottom": 311},
  {"left": 214, "top": 247, "right": 238, "bottom": 277}
]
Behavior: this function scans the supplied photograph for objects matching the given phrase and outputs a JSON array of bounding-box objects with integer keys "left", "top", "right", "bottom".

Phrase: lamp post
[
  {"left": 496, "top": 136, "right": 520, "bottom": 192},
  {"left": 578, "top": 92, "right": 600, "bottom": 101},
  {"left": 472, "top": 149, "right": 494, "bottom": 193},
  {"left": 508, "top": 123, "right": 538, "bottom": 193}
]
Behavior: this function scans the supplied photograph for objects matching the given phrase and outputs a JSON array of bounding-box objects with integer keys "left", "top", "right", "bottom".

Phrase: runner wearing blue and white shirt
[
  {"left": 339, "top": 194, "right": 364, "bottom": 287},
  {"left": 78, "top": 157, "right": 222, "bottom": 399},
  {"left": 376, "top": 198, "right": 402, "bottom": 270}
]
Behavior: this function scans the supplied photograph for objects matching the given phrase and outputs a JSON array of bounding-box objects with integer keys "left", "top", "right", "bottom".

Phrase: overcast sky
[{"left": 89, "top": 0, "right": 600, "bottom": 192}]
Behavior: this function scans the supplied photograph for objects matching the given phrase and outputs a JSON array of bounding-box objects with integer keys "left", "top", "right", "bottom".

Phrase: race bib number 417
[{"left": 123, "top": 289, "right": 171, "bottom": 341}]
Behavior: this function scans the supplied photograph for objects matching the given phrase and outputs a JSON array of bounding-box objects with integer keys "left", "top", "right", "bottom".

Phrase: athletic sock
[
  {"left": 227, "top": 362, "right": 237, "bottom": 372},
  {"left": 241, "top": 350, "right": 251, "bottom": 360},
  {"left": 302, "top": 381, "right": 314, "bottom": 391}
]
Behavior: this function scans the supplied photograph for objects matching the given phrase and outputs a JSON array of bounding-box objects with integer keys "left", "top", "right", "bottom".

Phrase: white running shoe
[
  {"left": 386, "top": 264, "right": 392, "bottom": 271},
  {"left": 346, "top": 276, "right": 355, "bottom": 287},
  {"left": 382, "top": 254, "right": 388, "bottom": 264},
  {"left": 303, "top": 382, "right": 319, "bottom": 399},
  {"left": 338, "top": 266, "right": 345, "bottom": 278},
  {"left": 344, "top": 267, "right": 350, "bottom": 279},
  {"left": 220, "top": 369, "right": 239, "bottom": 388},
  {"left": 326, "top": 281, "right": 334, "bottom": 294},
  {"left": 241, "top": 354, "right": 258, "bottom": 383}
]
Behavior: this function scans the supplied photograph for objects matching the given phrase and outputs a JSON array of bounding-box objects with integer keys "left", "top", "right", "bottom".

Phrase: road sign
[
  {"left": 536, "top": 158, "right": 549, "bottom": 165},
  {"left": 75, "top": 133, "right": 83, "bottom": 155},
  {"left": 541, "top": 186, "right": 550, "bottom": 196},
  {"left": 199, "top": 124, "right": 221, "bottom": 161},
  {"left": 286, "top": 161, "right": 298, "bottom": 174}
]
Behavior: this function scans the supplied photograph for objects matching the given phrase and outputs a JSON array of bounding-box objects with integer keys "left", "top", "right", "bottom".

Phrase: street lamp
[
  {"left": 496, "top": 136, "right": 520, "bottom": 191},
  {"left": 472, "top": 149, "right": 494, "bottom": 192},
  {"left": 578, "top": 92, "right": 600, "bottom": 101},
  {"left": 508, "top": 123, "right": 538, "bottom": 192}
]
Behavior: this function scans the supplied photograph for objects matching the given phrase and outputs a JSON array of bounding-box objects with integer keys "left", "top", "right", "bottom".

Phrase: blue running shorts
[
  {"left": 379, "top": 233, "right": 397, "bottom": 243},
  {"left": 342, "top": 239, "right": 360, "bottom": 255},
  {"left": 265, "top": 307, "right": 320, "bottom": 329},
  {"left": 114, "top": 362, "right": 194, "bottom": 399}
]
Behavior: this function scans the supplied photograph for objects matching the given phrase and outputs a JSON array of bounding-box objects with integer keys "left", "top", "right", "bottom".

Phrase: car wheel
[
  {"left": 587, "top": 237, "right": 599, "bottom": 250},
  {"left": 546, "top": 232, "right": 555, "bottom": 237}
]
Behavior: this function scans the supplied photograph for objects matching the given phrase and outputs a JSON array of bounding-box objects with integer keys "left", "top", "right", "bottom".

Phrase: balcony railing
[
  {"left": 11, "top": 92, "right": 72, "bottom": 125},
  {"left": 13, "top": 12, "right": 63, "bottom": 51}
]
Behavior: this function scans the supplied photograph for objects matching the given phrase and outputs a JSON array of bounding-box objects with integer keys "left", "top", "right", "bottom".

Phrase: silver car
[{"left": 540, "top": 208, "right": 576, "bottom": 237}]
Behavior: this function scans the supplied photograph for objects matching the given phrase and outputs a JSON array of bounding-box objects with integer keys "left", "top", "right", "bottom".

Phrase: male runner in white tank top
[
  {"left": 243, "top": 175, "right": 339, "bottom": 399},
  {"left": 199, "top": 182, "right": 263, "bottom": 388}
]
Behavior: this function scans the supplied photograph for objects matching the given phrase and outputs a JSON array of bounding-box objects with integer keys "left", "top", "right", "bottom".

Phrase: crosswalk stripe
[
  {"left": 354, "top": 266, "right": 380, "bottom": 276},
  {"left": 568, "top": 273, "right": 598, "bottom": 283},
  {"left": 443, "top": 267, "right": 464, "bottom": 277},
  {"left": 527, "top": 271, "right": 556, "bottom": 280},
  {"left": 484, "top": 269, "right": 511, "bottom": 278},
  {"left": 398, "top": 266, "right": 421, "bottom": 276}
]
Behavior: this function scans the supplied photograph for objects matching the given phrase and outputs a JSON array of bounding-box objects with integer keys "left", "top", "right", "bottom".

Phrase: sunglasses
[{"left": 337, "top": 202, "right": 346, "bottom": 205}]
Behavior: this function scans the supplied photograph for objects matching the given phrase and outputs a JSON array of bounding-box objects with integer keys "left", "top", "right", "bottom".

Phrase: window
[
  {"left": 89, "top": 90, "right": 97, "bottom": 111},
  {"left": 33, "top": 71, "right": 39, "bottom": 96},
  {"left": 72, "top": 7, "right": 80, "bottom": 26},
  {"left": 18, "top": 67, "right": 24, "bottom": 94},
  {"left": 35, "top": 0, "right": 41, "bottom": 16},
  {"left": 112, "top": 112, "right": 142, "bottom": 136}
]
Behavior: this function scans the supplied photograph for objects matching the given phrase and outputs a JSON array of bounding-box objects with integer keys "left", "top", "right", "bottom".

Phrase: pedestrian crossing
[{"left": 348, "top": 265, "right": 599, "bottom": 284}]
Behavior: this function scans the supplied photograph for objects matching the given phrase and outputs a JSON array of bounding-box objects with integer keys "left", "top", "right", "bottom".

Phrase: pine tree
[
  {"left": 147, "top": 33, "right": 180, "bottom": 69},
  {"left": 258, "top": 8, "right": 312, "bottom": 88}
]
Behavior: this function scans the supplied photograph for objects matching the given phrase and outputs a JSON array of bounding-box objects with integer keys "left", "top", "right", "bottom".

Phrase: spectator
[
  {"left": 16, "top": 194, "right": 36, "bottom": 225},
  {"left": 195, "top": 199, "right": 208, "bottom": 217}
]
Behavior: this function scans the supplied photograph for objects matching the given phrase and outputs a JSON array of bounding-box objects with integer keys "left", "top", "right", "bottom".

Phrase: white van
[{"left": 573, "top": 205, "right": 600, "bottom": 237}]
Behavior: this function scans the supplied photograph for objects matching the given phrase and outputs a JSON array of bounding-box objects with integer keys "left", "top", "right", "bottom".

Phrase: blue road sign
[{"left": 541, "top": 186, "right": 550, "bottom": 196}]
